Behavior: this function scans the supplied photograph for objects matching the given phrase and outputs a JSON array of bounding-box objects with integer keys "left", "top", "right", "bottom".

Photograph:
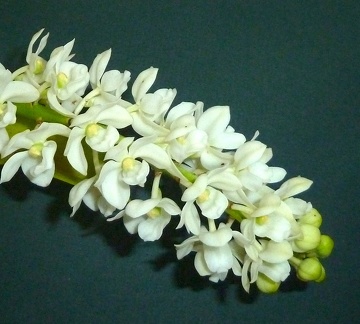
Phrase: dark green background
[{"left": 1, "top": 1, "right": 359, "bottom": 323}]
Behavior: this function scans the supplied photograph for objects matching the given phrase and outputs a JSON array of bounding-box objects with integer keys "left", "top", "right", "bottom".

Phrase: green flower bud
[
  {"left": 294, "top": 223, "right": 321, "bottom": 252},
  {"left": 297, "top": 257, "right": 323, "bottom": 282},
  {"left": 299, "top": 208, "right": 322, "bottom": 227},
  {"left": 315, "top": 265, "right": 326, "bottom": 283},
  {"left": 316, "top": 235, "right": 334, "bottom": 258},
  {"left": 256, "top": 273, "right": 280, "bottom": 293}
]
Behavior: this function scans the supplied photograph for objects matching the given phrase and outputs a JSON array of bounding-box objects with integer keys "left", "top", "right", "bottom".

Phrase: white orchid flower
[
  {"left": 68, "top": 175, "right": 116, "bottom": 217},
  {"left": 178, "top": 167, "right": 241, "bottom": 234},
  {"left": 44, "top": 39, "right": 89, "bottom": 116},
  {"left": 64, "top": 103, "right": 132, "bottom": 175},
  {"left": 0, "top": 122, "right": 70, "bottom": 187},
  {"left": 88, "top": 49, "right": 131, "bottom": 106},
  {"left": 21, "top": 28, "right": 49, "bottom": 87},
  {"left": 231, "top": 237, "right": 292, "bottom": 292},
  {"left": 233, "top": 140, "right": 286, "bottom": 191},
  {"left": 0, "top": 63, "right": 40, "bottom": 151},
  {"left": 196, "top": 105, "right": 246, "bottom": 169},
  {"left": 124, "top": 197, "right": 181, "bottom": 241},
  {"left": 128, "top": 67, "right": 178, "bottom": 136},
  {"left": 231, "top": 190, "right": 297, "bottom": 242},
  {"left": 165, "top": 114, "right": 208, "bottom": 163},
  {"left": 175, "top": 223, "right": 241, "bottom": 283},
  {"left": 95, "top": 136, "right": 172, "bottom": 210}
]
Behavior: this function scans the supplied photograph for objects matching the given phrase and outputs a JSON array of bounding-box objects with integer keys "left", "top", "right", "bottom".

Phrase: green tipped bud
[
  {"left": 316, "top": 235, "right": 334, "bottom": 258},
  {"left": 297, "top": 257, "right": 323, "bottom": 282},
  {"left": 299, "top": 208, "right": 322, "bottom": 227},
  {"left": 256, "top": 273, "right": 280, "bottom": 293},
  {"left": 294, "top": 224, "right": 321, "bottom": 252},
  {"left": 315, "top": 265, "right": 326, "bottom": 283}
]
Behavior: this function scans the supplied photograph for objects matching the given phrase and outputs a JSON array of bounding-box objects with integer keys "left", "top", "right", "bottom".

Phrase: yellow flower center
[
  {"left": 34, "top": 58, "right": 46, "bottom": 74},
  {"left": 256, "top": 215, "right": 269, "bottom": 225},
  {"left": 85, "top": 123, "right": 101, "bottom": 138},
  {"left": 197, "top": 189, "right": 210, "bottom": 203},
  {"left": 56, "top": 72, "right": 69, "bottom": 88},
  {"left": 0, "top": 103, "right": 5, "bottom": 117},
  {"left": 122, "top": 157, "right": 136, "bottom": 171},
  {"left": 177, "top": 136, "right": 186, "bottom": 145},
  {"left": 28, "top": 143, "right": 43, "bottom": 158},
  {"left": 147, "top": 207, "right": 161, "bottom": 219}
]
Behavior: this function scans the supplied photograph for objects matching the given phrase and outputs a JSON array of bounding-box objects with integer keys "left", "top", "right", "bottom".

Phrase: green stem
[
  {"left": 16, "top": 103, "right": 70, "bottom": 126},
  {"left": 174, "top": 162, "right": 197, "bottom": 183},
  {"left": 289, "top": 256, "right": 301, "bottom": 268},
  {"left": 226, "top": 206, "right": 246, "bottom": 223}
]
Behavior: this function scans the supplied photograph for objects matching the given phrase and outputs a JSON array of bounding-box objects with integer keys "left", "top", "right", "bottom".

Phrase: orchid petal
[
  {"left": 199, "top": 224, "right": 232, "bottom": 247},
  {"left": 259, "top": 240, "right": 293, "bottom": 263},
  {"left": 0, "top": 81, "right": 39, "bottom": 103},
  {"left": 197, "top": 105, "right": 230, "bottom": 139},
  {"left": 234, "top": 141, "right": 267, "bottom": 170},
  {"left": 89, "top": 49, "right": 111, "bottom": 88},
  {"left": 204, "top": 244, "right": 233, "bottom": 273},
  {"left": 132, "top": 67, "right": 158, "bottom": 102},
  {"left": 64, "top": 127, "right": 87, "bottom": 175},
  {"left": 125, "top": 198, "right": 161, "bottom": 218},
  {"left": 181, "top": 174, "right": 208, "bottom": 202},
  {"left": 275, "top": 176, "right": 313, "bottom": 199},
  {"left": 177, "top": 201, "right": 200, "bottom": 235},
  {"left": 138, "top": 214, "right": 171, "bottom": 241},
  {"left": 0, "top": 151, "right": 28, "bottom": 183}
]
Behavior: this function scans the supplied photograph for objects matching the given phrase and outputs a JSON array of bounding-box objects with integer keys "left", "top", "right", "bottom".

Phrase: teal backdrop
[{"left": 0, "top": 1, "right": 359, "bottom": 323}]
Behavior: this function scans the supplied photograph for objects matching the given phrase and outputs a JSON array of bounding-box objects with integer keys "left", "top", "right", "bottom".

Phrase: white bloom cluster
[{"left": 0, "top": 29, "right": 334, "bottom": 294}]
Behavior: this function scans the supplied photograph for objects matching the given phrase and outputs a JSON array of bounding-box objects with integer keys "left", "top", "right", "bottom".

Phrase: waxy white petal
[
  {"left": 235, "top": 141, "right": 267, "bottom": 170},
  {"left": 177, "top": 201, "right": 200, "bottom": 235},
  {"left": 275, "top": 176, "right": 313, "bottom": 199},
  {"left": 258, "top": 261, "right": 291, "bottom": 282},
  {"left": 138, "top": 214, "right": 171, "bottom": 241},
  {"left": 254, "top": 213, "right": 292, "bottom": 242},
  {"left": 199, "top": 224, "right": 233, "bottom": 247},
  {"left": 132, "top": 67, "right": 158, "bottom": 102},
  {"left": 197, "top": 106, "right": 230, "bottom": 140},
  {"left": 175, "top": 235, "right": 199, "bottom": 259},
  {"left": 123, "top": 214, "right": 144, "bottom": 234},
  {"left": 0, "top": 81, "right": 39, "bottom": 103},
  {"left": 64, "top": 127, "right": 87, "bottom": 175},
  {"left": 204, "top": 244, "right": 233, "bottom": 273},
  {"left": 125, "top": 198, "right": 161, "bottom": 218},
  {"left": 259, "top": 240, "right": 293, "bottom": 263},
  {"left": 68, "top": 176, "right": 96, "bottom": 216},
  {"left": 181, "top": 174, "right": 208, "bottom": 202},
  {"left": 89, "top": 49, "right": 111, "bottom": 88},
  {"left": 0, "top": 151, "right": 28, "bottom": 183},
  {"left": 96, "top": 160, "right": 130, "bottom": 210}
]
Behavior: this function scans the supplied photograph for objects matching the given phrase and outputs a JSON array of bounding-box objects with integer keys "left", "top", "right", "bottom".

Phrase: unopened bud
[
  {"left": 297, "top": 257, "right": 323, "bottom": 282},
  {"left": 256, "top": 273, "right": 280, "bottom": 293},
  {"left": 316, "top": 235, "right": 334, "bottom": 258},
  {"left": 315, "top": 265, "right": 326, "bottom": 283},
  {"left": 294, "top": 223, "right": 321, "bottom": 252},
  {"left": 299, "top": 208, "right": 322, "bottom": 227}
]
